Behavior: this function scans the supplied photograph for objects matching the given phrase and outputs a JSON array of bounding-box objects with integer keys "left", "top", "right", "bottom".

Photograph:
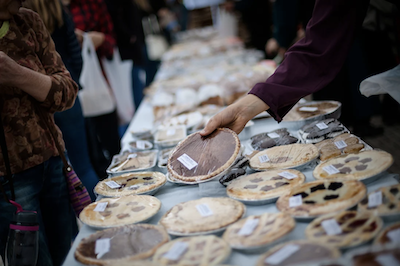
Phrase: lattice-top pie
[
  {"left": 305, "top": 211, "right": 383, "bottom": 248},
  {"left": 159, "top": 197, "right": 245, "bottom": 235},
  {"left": 374, "top": 222, "right": 400, "bottom": 245},
  {"left": 74, "top": 224, "right": 169, "bottom": 265},
  {"left": 152, "top": 235, "right": 230, "bottom": 266},
  {"left": 94, "top": 172, "right": 166, "bottom": 197},
  {"left": 358, "top": 184, "right": 400, "bottom": 216},
  {"left": 227, "top": 169, "right": 305, "bottom": 202},
  {"left": 79, "top": 195, "right": 161, "bottom": 228},
  {"left": 222, "top": 213, "right": 295, "bottom": 249},
  {"left": 313, "top": 150, "right": 393, "bottom": 181},
  {"left": 276, "top": 180, "right": 366, "bottom": 217},
  {"left": 167, "top": 128, "right": 240, "bottom": 182}
]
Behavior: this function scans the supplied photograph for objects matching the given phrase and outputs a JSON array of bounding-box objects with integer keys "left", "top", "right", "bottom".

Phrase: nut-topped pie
[{"left": 358, "top": 184, "right": 400, "bottom": 216}]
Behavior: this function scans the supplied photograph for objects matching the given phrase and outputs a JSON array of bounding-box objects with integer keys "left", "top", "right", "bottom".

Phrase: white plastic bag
[
  {"left": 143, "top": 15, "right": 169, "bottom": 61},
  {"left": 78, "top": 33, "right": 116, "bottom": 117},
  {"left": 102, "top": 49, "right": 135, "bottom": 124}
]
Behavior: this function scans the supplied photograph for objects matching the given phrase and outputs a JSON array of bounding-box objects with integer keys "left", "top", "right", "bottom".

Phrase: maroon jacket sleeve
[{"left": 249, "top": 0, "right": 370, "bottom": 122}]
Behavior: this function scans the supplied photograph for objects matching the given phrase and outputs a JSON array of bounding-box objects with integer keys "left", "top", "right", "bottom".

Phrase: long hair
[
  {"left": 134, "top": 0, "right": 152, "bottom": 12},
  {"left": 23, "top": 0, "right": 64, "bottom": 34}
]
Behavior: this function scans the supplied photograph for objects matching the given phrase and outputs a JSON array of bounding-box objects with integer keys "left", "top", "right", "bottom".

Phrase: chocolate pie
[
  {"left": 305, "top": 211, "right": 383, "bottom": 248},
  {"left": 250, "top": 128, "right": 298, "bottom": 151},
  {"left": 276, "top": 180, "right": 366, "bottom": 218},
  {"left": 374, "top": 222, "right": 400, "bottom": 245},
  {"left": 79, "top": 195, "right": 161, "bottom": 228},
  {"left": 299, "top": 118, "right": 347, "bottom": 144},
  {"left": 74, "top": 224, "right": 169, "bottom": 265},
  {"left": 167, "top": 128, "right": 240, "bottom": 182},
  {"left": 358, "top": 184, "right": 400, "bottom": 216}
]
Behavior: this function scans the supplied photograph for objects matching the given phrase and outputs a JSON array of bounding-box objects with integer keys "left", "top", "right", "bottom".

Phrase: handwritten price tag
[
  {"left": 267, "top": 132, "right": 280, "bottom": 139},
  {"left": 95, "top": 238, "right": 110, "bottom": 259},
  {"left": 196, "top": 204, "right": 213, "bottom": 217},
  {"left": 105, "top": 181, "right": 121, "bottom": 189},
  {"left": 334, "top": 140, "right": 347, "bottom": 149},
  {"left": 368, "top": 191, "right": 382, "bottom": 208},
  {"left": 94, "top": 202, "right": 108, "bottom": 212},
  {"left": 316, "top": 122, "right": 329, "bottom": 130},
  {"left": 177, "top": 154, "right": 198, "bottom": 170},
  {"left": 279, "top": 171, "right": 298, "bottom": 180},
  {"left": 299, "top": 107, "right": 318, "bottom": 112},
  {"left": 323, "top": 165, "right": 340, "bottom": 175},
  {"left": 289, "top": 195, "right": 302, "bottom": 207},
  {"left": 258, "top": 154, "right": 270, "bottom": 163},
  {"left": 321, "top": 219, "right": 342, "bottom": 235},
  {"left": 136, "top": 140, "right": 146, "bottom": 150},
  {"left": 238, "top": 219, "right": 259, "bottom": 236}
]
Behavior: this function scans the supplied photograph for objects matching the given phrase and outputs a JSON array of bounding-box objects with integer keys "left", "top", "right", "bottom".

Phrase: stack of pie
[
  {"left": 305, "top": 211, "right": 383, "bottom": 248},
  {"left": 315, "top": 133, "right": 365, "bottom": 161},
  {"left": 374, "top": 222, "right": 400, "bottom": 245},
  {"left": 299, "top": 118, "right": 347, "bottom": 144},
  {"left": 250, "top": 128, "right": 298, "bottom": 151},
  {"left": 358, "top": 184, "right": 400, "bottom": 217},
  {"left": 79, "top": 195, "right": 161, "bottom": 228},
  {"left": 108, "top": 150, "right": 158, "bottom": 173}
]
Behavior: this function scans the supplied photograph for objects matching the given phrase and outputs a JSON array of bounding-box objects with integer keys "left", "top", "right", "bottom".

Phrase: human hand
[
  {"left": 88, "top": 31, "right": 105, "bottom": 49},
  {"left": 0, "top": 51, "right": 23, "bottom": 87},
  {"left": 200, "top": 94, "right": 269, "bottom": 136}
]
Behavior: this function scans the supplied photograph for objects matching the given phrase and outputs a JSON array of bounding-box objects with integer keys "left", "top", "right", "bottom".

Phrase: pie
[
  {"left": 159, "top": 197, "right": 245, "bottom": 234},
  {"left": 222, "top": 213, "right": 295, "bottom": 249},
  {"left": 315, "top": 133, "right": 365, "bottom": 161},
  {"left": 74, "top": 224, "right": 169, "bottom": 265},
  {"left": 351, "top": 245, "right": 400, "bottom": 266},
  {"left": 167, "top": 128, "right": 240, "bottom": 182},
  {"left": 249, "top": 143, "right": 318, "bottom": 171},
  {"left": 219, "top": 168, "right": 247, "bottom": 187},
  {"left": 250, "top": 128, "right": 298, "bottom": 151},
  {"left": 94, "top": 172, "right": 166, "bottom": 197},
  {"left": 154, "top": 126, "right": 187, "bottom": 144},
  {"left": 299, "top": 118, "right": 347, "bottom": 144},
  {"left": 313, "top": 150, "right": 393, "bottom": 181},
  {"left": 276, "top": 180, "right": 366, "bottom": 217},
  {"left": 305, "top": 211, "right": 383, "bottom": 248},
  {"left": 282, "top": 100, "right": 340, "bottom": 121},
  {"left": 108, "top": 150, "right": 158, "bottom": 173},
  {"left": 104, "top": 260, "right": 158, "bottom": 266},
  {"left": 227, "top": 169, "right": 305, "bottom": 202},
  {"left": 79, "top": 195, "right": 161, "bottom": 228},
  {"left": 152, "top": 235, "right": 231, "bottom": 266},
  {"left": 256, "top": 240, "right": 341, "bottom": 266},
  {"left": 128, "top": 140, "right": 153, "bottom": 150},
  {"left": 374, "top": 222, "right": 400, "bottom": 245},
  {"left": 358, "top": 184, "right": 400, "bottom": 216}
]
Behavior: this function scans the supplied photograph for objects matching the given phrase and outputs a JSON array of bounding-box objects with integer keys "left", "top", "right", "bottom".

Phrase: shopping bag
[
  {"left": 79, "top": 33, "right": 116, "bottom": 117},
  {"left": 143, "top": 15, "right": 169, "bottom": 61}
]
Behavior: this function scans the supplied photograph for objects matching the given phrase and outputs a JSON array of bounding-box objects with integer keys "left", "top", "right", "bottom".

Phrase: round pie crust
[
  {"left": 94, "top": 172, "right": 166, "bottom": 197},
  {"left": 227, "top": 169, "right": 305, "bottom": 201},
  {"left": 249, "top": 143, "right": 319, "bottom": 170},
  {"left": 152, "top": 235, "right": 231, "bottom": 266},
  {"left": 74, "top": 224, "right": 169, "bottom": 265},
  {"left": 167, "top": 128, "right": 241, "bottom": 182},
  {"left": 276, "top": 180, "right": 366, "bottom": 217},
  {"left": 305, "top": 211, "right": 383, "bottom": 248},
  {"left": 374, "top": 222, "right": 400, "bottom": 245},
  {"left": 313, "top": 150, "right": 393, "bottom": 181},
  {"left": 159, "top": 197, "right": 245, "bottom": 234},
  {"left": 222, "top": 213, "right": 295, "bottom": 248},
  {"left": 79, "top": 195, "right": 161, "bottom": 228},
  {"left": 358, "top": 184, "right": 400, "bottom": 216}
]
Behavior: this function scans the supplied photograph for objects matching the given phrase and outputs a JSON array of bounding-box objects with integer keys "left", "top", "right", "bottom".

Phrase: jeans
[{"left": 0, "top": 156, "right": 73, "bottom": 266}]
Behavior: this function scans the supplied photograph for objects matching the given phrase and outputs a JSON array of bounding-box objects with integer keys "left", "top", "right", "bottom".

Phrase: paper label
[
  {"left": 323, "top": 165, "right": 340, "bottom": 175},
  {"left": 316, "top": 122, "right": 329, "bottom": 130},
  {"left": 128, "top": 154, "right": 137, "bottom": 159},
  {"left": 95, "top": 238, "right": 110, "bottom": 259},
  {"left": 289, "top": 195, "right": 302, "bottom": 207},
  {"left": 368, "top": 191, "right": 383, "bottom": 208},
  {"left": 105, "top": 181, "right": 121, "bottom": 189},
  {"left": 166, "top": 129, "right": 176, "bottom": 136},
  {"left": 258, "top": 154, "right": 270, "bottom": 163},
  {"left": 196, "top": 203, "right": 213, "bottom": 217},
  {"left": 238, "top": 218, "right": 259, "bottom": 236},
  {"left": 278, "top": 171, "right": 298, "bottom": 180},
  {"left": 387, "top": 228, "right": 400, "bottom": 244},
  {"left": 299, "top": 107, "right": 318, "bottom": 112},
  {"left": 267, "top": 132, "right": 280, "bottom": 139},
  {"left": 136, "top": 140, "right": 146, "bottom": 150},
  {"left": 334, "top": 140, "right": 347, "bottom": 149},
  {"left": 177, "top": 154, "right": 198, "bottom": 170},
  {"left": 321, "top": 219, "right": 342, "bottom": 235},
  {"left": 94, "top": 202, "right": 108, "bottom": 212},
  {"left": 375, "top": 254, "right": 400, "bottom": 266},
  {"left": 163, "top": 242, "right": 188, "bottom": 260},
  {"left": 264, "top": 244, "right": 300, "bottom": 265}
]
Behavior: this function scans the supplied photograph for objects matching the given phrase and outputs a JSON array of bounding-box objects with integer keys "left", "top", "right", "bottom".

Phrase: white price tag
[
  {"left": 299, "top": 107, "right": 318, "bottom": 112},
  {"left": 177, "top": 154, "right": 198, "bottom": 170},
  {"left": 375, "top": 254, "right": 400, "bottom": 266},
  {"left": 387, "top": 228, "right": 400, "bottom": 244},
  {"left": 136, "top": 140, "right": 146, "bottom": 150},
  {"left": 238, "top": 219, "right": 259, "bottom": 236},
  {"left": 105, "top": 181, "right": 121, "bottom": 189},
  {"left": 321, "top": 219, "right": 342, "bottom": 235},
  {"left": 323, "top": 165, "right": 340, "bottom": 175},
  {"left": 368, "top": 191, "right": 383, "bottom": 208},
  {"left": 95, "top": 238, "right": 110, "bottom": 259},
  {"left": 279, "top": 171, "right": 298, "bottom": 180},
  {"left": 258, "top": 154, "right": 270, "bottom": 163},
  {"left": 334, "top": 140, "right": 347, "bottom": 149},
  {"left": 264, "top": 244, "right": 300, "bottom": 265},
  {"left": 128, "top": 154, "right": 137, "bottom": 159},
  {"left": 94, "top": 202, "right": 108, "bottom": 212},
  {"left": 289, "top": 195, "right": 302, "bottom": 207},
  {"left": 163, "top": 242, "right": 188, "bottom": 260},
  {"left": 166, "top": 129, "right": 176, "bottom": 136},
  {"left": 196, "top": 203, "right": 213, "bottom": 217},
  {"left": 316, "top": 122, "right": 329, "bottom": 130},
  {"left": 267, "top": 132, "right": 280, "bottom": 139}
]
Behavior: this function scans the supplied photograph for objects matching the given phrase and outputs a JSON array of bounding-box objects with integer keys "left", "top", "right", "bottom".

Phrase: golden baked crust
[
  {"left": 159, "top": 197, "right": 245, "bottom": 234},
  {"left": 358, "top": 184, "right": 400, "bottom": 215},
  {"left": 276, "top": 180, "right": 366, "bottom": 217},
  {"left": 79, "top": 195, "right": 161, "bottom": 228},
  {"left": 74, "top": 224, "right": 169, "bottom": 265},
  {"left": 222, "top": 213, "right": 295, "bottom": 248},
  {"left": 227, "top": 169, "right": 305, "bottom": 201},
  {"left": 249, "top": 144, "right": 319, "bottom": 170},
  {"left": 374, "top": 222, "right": 400, "bottom": 245},
  {"left": 313, "top": 150, "right": 393, "bottom": 181},
  {"left": 305, "top": 211, "right": 383, "bottom": 248},
  {"left": 94, "top": 172, "right": 166, "bottom": 197},
  {"left": 167, "top": 128, "right": 241, "bottom": 182}
]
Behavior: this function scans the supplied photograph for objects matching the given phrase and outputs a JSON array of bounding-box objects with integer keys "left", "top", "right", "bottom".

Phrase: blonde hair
[{"left": 23, "top": 0, "right": 64, "bottom": 34}]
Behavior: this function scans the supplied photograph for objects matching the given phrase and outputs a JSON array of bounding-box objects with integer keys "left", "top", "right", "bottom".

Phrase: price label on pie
[
  {"left": 316, "top": 122, "right": 329, "bottom": 130},
  {"left": 136, "top": 140, "right": 146, "bottom": 150},
  {"left": 128, "top": 154, "right": 138, "bottom": 159},
  {"left": 238, "top": 219, "right": 259, "bottom": 236},
  {"left": 387, "top": 228, "right": 400, "bottom": 244},
  {"left": 323, "top": 165, "right": 340, "bottom": 175},
  {"left": 166, "top": 129, "right": 176, "bottom": 136},
  {"left": 94, "top": 202, "right": 108, "bottom": 212},
  {"left": 299, "top": 107, "right": 318, "bottom": 112},
  {"left": 258, "top": 154, "right": 270, "bottom": 163},
  {"left": 289, "top": 195, "right": 302, "bottom": 207},
  {"left": 163, "top": 242, "right": 189, "bottom": 260},
  {"left": 279, "top": 171, "right": 298, "bottom": 180},
  {"left": 267, "top": 132, "right": 280, "bottom": 139},
  {"left": 264, "top": 244, "right": 300, "bottom": 265},
  {"left": 105, "top": 181, "right": 121, "bottom": 189},
  {"left": 95, "top": 238, "right": 110, "bottom": 259},
  {"left": 321, "top": 219, "right": 342, "bottom": 235},
  {"left": 368, "top": 191, "right": 382, "bottom": 208},
  {"left": 375, "top": 254, "right": 400, "bottom": 266},
  {"left": 196, "top": 203, "right": 213, "bottom": 217},
  {"left": 177, "top": 154, "right": 198, "bottom": 170},
  {"left": 334, "top": 140, "right": 347, "bottom": 149}
]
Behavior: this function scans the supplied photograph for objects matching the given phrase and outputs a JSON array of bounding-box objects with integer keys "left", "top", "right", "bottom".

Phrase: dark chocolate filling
[
  {"left": 328, "top": 182, "right": 343, "bottom": 191},
  {"left": 310, "top": 184, "right": 326, "bottom": 192},
  {"left": 344, "top": 156, "right": 359, "bottom": 163},
  {"left": 294, "top": 192, "right": 309, "bottom": 198},
  {"left": 390, "top": 187, "right": 399, "bottom": 195},
  {"left": 323, "top": 195, "right": 339, "bottom": 200},
  {"left": 355, "top": 164, "right": 368, "bottom": 171},
  {"left": 260, "top": 185, "right": 274, "bottom": 191},
  {"left": 250, "top": 177, "right": 264, "bottom": 183},
  {"left": 244, "top": 185, "right": 258, "bottom": 189},
  {"left": 359, "top": 158, "right": 372, "bottom": 164},
  {"left": 339, "top": 167, "right": 352, "bottom": 174}
]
